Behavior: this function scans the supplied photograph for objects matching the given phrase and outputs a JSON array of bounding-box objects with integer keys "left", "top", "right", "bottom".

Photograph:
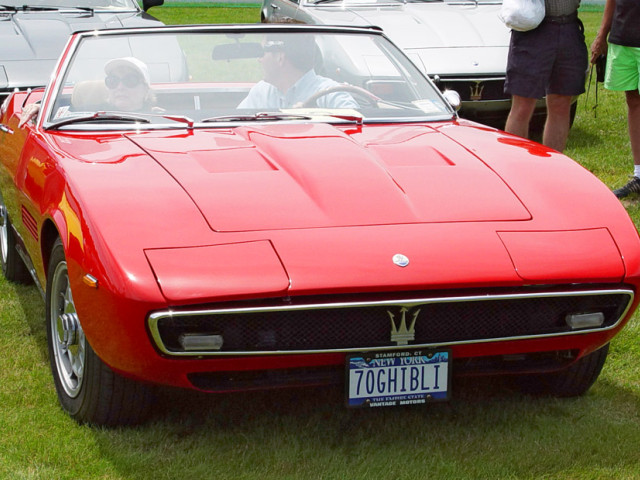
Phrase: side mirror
[
  {"left": 142, "top": 0, "right": 164, "bottom": 12},
  {"left": 442, "top": 89, "right": 461, "bottom": 112}
]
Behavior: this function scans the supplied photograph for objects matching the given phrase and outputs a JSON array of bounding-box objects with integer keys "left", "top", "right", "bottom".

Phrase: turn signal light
[
  {"left": 565, "top": 312, "right": 605, "bottom": 330},
  {"left": 179, "top": 334, "right": 224, "bottom": 351}
]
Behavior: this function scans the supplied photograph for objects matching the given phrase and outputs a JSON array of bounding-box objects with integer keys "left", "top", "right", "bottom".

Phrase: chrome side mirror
[{"left": 442, "top": 89, "right": 461, "bottom": 112}]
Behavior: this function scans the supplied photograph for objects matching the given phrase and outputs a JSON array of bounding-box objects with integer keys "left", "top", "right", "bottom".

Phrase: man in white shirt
[{"left": 238, "top": 34, "right": 358, "bottom": 110}]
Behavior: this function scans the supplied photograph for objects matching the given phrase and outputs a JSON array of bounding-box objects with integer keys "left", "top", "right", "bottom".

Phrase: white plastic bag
[{"left": 498, "top": 0, "right": 545, "bottom": 32}]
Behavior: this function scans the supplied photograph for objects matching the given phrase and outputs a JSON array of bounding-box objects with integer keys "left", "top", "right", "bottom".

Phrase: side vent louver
[{"left": 21, "top": 206, "right": 38, "bottom": 241}]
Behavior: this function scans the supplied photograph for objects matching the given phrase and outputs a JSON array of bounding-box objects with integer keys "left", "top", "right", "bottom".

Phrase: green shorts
[{"left": 605, "top": 43, "right": 640, "bottom": 92}]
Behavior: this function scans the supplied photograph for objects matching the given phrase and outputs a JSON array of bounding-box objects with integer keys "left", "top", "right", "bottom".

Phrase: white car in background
[
  {"left": 0, "top": 0, "right": 175, "bottom": 104},
  {"left": 261, "top": 0, "right": 550, "bottom": 129}
]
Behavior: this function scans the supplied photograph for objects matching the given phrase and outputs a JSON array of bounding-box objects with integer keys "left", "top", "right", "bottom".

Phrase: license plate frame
[{"left": 346, "top": 349, "right": 451, "bottom": 408}]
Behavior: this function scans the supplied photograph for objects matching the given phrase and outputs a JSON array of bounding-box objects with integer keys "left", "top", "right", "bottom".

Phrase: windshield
[
  {"left": 45, "top": 28, "right": 452, "bottom": 129},
  {"left": 0, "top": 0, "right": 137, "bottom": 8}
]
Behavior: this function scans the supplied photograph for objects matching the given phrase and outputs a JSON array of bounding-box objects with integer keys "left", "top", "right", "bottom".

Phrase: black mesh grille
[{"left": 153, "top": 291, "right": 631, "bottom": 354}]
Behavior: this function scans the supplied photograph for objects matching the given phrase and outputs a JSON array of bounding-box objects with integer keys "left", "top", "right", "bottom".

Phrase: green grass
[
  {"left": 2, "top": 7, "right": 640, "bottom": 480},
  {"left": 151, "top": 4, "right": 261, "bottom": 24}
]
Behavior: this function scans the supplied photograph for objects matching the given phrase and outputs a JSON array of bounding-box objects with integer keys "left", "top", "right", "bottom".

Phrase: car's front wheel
[
  {"left": 516, "top": 344, "right": 609, "bottom": 397},
  {"left": 46, "top": 238, "right": 153, "bottom": 426}
]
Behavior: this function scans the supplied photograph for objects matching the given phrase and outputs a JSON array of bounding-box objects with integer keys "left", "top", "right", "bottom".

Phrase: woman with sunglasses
[
  {"left": 19, "top": 57, "right": 157, "bottom": 127},
  {"left": 103, "top": 57, "right": 156, "bottom": 112}
]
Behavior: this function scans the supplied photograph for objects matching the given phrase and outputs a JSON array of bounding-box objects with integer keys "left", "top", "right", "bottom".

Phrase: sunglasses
[{"left": 105, "top": 74, "right": 144, "bottom": 89}]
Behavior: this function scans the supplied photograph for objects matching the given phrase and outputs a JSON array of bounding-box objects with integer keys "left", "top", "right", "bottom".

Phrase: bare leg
[
  {"left": 542, "top": 94, "right": 574, "bottom": 152},
  {"left": 626, "top": 89, "right": 640, "bottom": 167},
  {"left": 505, "top": 95, "right": 537, "bottom": 139}
]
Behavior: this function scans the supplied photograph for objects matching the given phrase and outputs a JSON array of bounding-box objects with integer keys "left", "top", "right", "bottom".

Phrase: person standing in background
[
  {"left": 503, "top": 0, "right": 588, "bottom": 153},
  {"left": 591, "top": 0, "right": 640, "bottom": 199}
]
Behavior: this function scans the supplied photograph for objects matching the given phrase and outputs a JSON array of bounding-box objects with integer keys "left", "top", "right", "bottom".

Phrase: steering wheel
[{"left": 302, "top": 84, "right": 380, "bottom": 108}]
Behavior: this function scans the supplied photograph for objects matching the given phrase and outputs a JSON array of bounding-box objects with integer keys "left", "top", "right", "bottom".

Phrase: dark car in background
[{"left": 0, "top": 0, "right": 165, "bottom": 103}]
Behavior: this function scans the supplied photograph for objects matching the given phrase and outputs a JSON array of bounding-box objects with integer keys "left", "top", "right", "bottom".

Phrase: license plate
[{"left": 346, "top": 349, "right": 450, "bottom": 408}]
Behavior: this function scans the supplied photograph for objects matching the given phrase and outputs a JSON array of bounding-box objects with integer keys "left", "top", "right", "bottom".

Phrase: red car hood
[
  {"left": 52, "top": 121, "right": 634, "bottom": 303},
  {"left": 132, "top": 123, "right": 530, "bottom": 232}
]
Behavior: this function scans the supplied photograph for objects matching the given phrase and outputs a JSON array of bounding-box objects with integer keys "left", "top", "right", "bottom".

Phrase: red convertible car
[{"left": 1, "top": 24, "right": 639, "bottom": 426}]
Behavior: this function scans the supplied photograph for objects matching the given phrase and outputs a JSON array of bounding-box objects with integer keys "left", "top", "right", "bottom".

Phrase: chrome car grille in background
[
  {"left": 432, "top": 75, "right": 509, "bottom": 128},
  {"left": 437, "top": 76, "right": 507, "bottom": 103},
  {"left": 148, "top": 288, "right": 633, "bottom": 357}
]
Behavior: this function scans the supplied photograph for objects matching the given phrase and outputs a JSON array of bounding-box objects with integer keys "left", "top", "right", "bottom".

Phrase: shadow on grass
[
  {"left": 88, "top": 372, "right": 640, "bottom": 479},
  {"left": 10, "top": 282, "right": 47, "bottom": 356},
  {"left": 566, "top": 124, "right": 605, "bottom": 150}
]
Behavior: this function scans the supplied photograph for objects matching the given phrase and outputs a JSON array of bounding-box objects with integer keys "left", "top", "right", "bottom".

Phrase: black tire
[
  {"left": 516, "top": 344, "right": 609, "bottom": 397},
  {"left": 46, "top": 238, "right": 153, "bottom": 426},
  {"left": 0, "top": 199, "right": 32, "bottom": 283}
]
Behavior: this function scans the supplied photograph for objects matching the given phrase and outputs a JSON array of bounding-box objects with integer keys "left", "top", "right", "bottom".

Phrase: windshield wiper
[
  {"left": 49, "top": 112, "right": 152, "bottom": 130},
  {"left": 16, "top": 5, "right": 94, "bottom": 13},
  {"left": 49, "top": 111, "right": 197, "bottom": 130},
  {"left": 160, "top": 114, "right": 195, "bottom": 128},
  {"left": 203, "top": 111, "right": 365, "bottom": 125},
  {"left": 21, "top": 5, "right": 59, "bottom": 10},
  {"left": 62, "top": 6, "right": 94, "bottom": 14},
  {"left": 201, "top": 112, "right": 313, "bottom": 123},
  {"left": 0, "top": 4, "right": 17, "bottom": 11},
  {"left": 311, "top": 0, "right": 344, "bottom": 5},
  {"left": 323, "top": 113, "right": 363, "bottom": 124}
]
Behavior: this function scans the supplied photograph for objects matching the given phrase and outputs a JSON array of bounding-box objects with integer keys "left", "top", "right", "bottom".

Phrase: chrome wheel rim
[
  {"left": 50, "top": 260, "right": 85, "bottom": 398},
  {"left": 0, "top": 203, "right": 8, "bottom": 267}
]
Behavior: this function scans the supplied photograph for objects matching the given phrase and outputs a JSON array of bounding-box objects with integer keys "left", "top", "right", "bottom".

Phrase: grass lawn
[
  {"left": 153, "top": 3, "right": 262, "bottom": 24},
  {"left": 1, "top": 6, "right": 640, "bottom": 480}
]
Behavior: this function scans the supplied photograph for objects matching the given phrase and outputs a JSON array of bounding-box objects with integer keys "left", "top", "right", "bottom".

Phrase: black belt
[{"left": 543, "top": 13, "right": 578, "bottom": 24}]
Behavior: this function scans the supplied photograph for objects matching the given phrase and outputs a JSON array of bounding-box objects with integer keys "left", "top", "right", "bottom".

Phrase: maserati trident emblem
[
  {"left": 388, "top": 307, "right": 420, "bottom": 346},
  {"left": 470, "top": 81, "right": 485, "bottom": 101},
  {"left": 392, "top": 253, "right": 409, "bottom": 267}
]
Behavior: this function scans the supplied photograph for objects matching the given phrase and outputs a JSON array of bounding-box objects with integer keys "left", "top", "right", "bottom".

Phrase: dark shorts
[{"left": 504, "top": 18, "right": 588, "bottom": 99}]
